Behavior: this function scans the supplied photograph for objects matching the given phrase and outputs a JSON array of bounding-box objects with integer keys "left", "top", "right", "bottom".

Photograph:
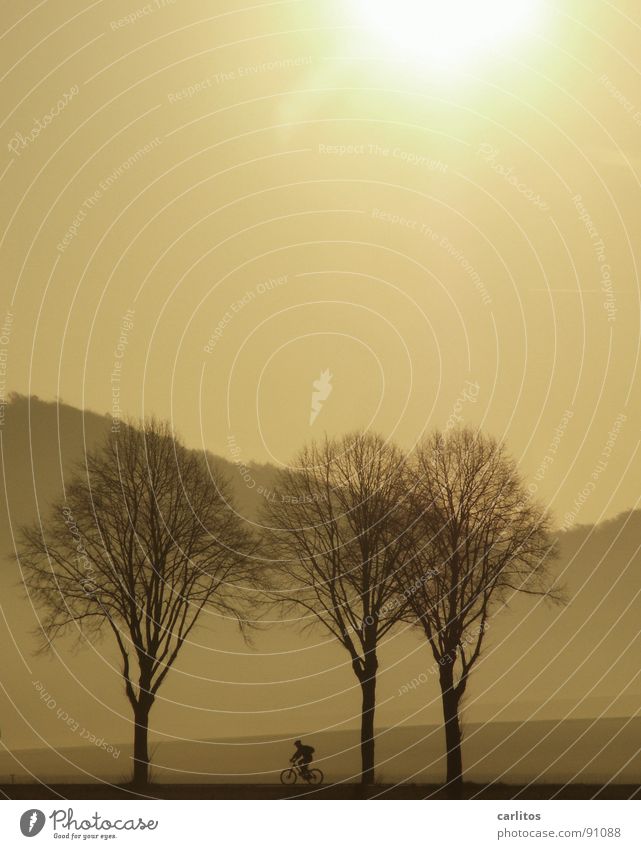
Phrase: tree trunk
[
  {"left": 439, "top": 663, "right": 463, "bottom": 791},
  {"left": 132, "top": 703, "right": 151, "bottom": 787},
  {"left": 360, "top": 662, "right": 377, "bottom": 785}
]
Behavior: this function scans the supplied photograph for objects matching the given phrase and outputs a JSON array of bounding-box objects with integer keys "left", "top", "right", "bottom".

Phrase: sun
[{"left": 352, "top": 0, "right": 542, "bottom": 71}]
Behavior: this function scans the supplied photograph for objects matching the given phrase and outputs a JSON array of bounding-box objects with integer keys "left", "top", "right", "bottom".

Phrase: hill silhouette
[
  {"left": 1, "top": 718, "right": 640, "bottom": 786},
  {"left": 1, "top": 394, "right": 640, "bottom": 784}
]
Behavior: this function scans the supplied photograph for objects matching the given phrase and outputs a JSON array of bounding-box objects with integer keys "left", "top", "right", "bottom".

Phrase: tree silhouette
[
  {"left": 263, "top": 432, "right": 411, "bottom": 784},
  {"left": 18, "top": 419, "right": 256, "bottom": 787},
  {"left": 400, "top": 429, "right": 559, "bottom": 790}
]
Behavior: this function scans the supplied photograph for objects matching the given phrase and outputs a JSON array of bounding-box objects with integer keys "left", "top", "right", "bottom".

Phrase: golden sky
[
  {"left": 3, "top": 2, "right": 641, "bottom": 765},
  {"left": 2, "top": 0, "right": 641, "bottom": 531}
]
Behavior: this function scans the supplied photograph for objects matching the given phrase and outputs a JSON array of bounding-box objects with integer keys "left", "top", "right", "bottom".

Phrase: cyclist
[{"left": 290, "top": 739, "right": 315, "bottom": 779}]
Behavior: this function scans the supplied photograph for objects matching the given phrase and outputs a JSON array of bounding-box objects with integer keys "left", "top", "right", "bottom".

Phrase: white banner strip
[{"left": 0, "top": 799, "right": 640, "bottom": 848}]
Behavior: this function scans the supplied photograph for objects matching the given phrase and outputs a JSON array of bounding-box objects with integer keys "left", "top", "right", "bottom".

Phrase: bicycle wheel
[
  {"left": 305, "top": 768, "right": 323, "bottom": 786},
  {"left": 280, "top": 768, "right": 298, "bottom": 785}
]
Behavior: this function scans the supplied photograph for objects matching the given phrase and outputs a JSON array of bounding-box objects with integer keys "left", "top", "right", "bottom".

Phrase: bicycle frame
[
  {"left": 290, "top": 763, "right": 311, "bottom": 777},
  {"left": 288, "top": 762, "right": 314, "bottom": 779}
]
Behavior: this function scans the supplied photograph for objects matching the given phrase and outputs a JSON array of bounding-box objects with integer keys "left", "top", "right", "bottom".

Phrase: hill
[
  {"left": 1, "top": 718, "right": 640, "bottom": 786},
  {"left": 1, "top": 394, "right": 641, "bottom": 783}
]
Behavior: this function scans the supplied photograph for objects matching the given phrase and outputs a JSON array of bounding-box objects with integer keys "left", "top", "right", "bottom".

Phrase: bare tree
[
  {"left": 263, "top": 432, "right": 412, "bottom": 784},
  {"left": 400, "top": 429, "right": 559, "bottom": 789},
  {"left": 18, "top": 420, "right": 256, "bottom": 787}
]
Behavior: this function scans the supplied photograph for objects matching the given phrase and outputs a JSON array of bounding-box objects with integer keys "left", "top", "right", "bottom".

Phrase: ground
[{"left": 0, "top": 783, "right": 639, "bottom": 800}]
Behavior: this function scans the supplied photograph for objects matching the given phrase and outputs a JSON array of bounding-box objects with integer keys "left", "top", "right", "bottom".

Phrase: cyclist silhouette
[{"left": 290, "top": 740, "right": 315, "bottom": 778}]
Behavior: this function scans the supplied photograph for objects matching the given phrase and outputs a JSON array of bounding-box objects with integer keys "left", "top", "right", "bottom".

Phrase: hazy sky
[
  {"left": 2, "top": 2, "right": 641, "bottom": 773},
  {"left": 2, "top": 396, "right": 640, "bottom": 756},
  {"left": 2, "top": 0, "right": 641, "bottom": 527}
]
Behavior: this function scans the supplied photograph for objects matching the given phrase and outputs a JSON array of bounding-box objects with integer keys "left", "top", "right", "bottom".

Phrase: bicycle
[{"left": 280, "top": 762, "right": 324, "bottom": 785}]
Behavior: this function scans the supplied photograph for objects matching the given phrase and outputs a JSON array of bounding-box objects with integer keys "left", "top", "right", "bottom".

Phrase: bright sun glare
[{"left": 354, "top": 0, "right": 542, "bottom": 70}]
